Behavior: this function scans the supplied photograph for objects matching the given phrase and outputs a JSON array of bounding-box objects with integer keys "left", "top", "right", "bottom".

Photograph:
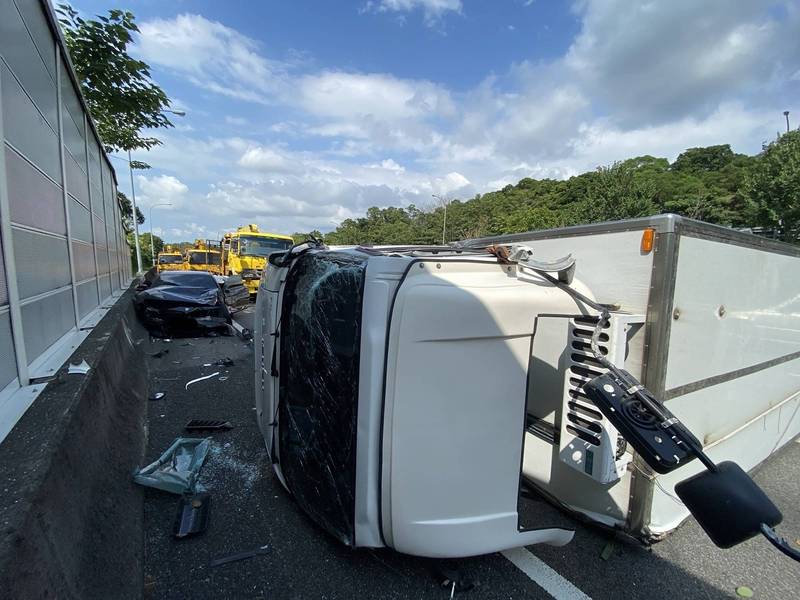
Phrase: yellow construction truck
[
  {"left": 221, "top": 225, "right": 293, "bottom": 296},
  {"left": 156, "top": 246, "right": 185, "bottom": 272},
  {"left": 184, "top": 239, "right": 223, "bottom": 275}
]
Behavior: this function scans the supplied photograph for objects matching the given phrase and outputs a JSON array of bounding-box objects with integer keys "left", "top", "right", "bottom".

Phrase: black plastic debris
[
  {"left": 210, "top": 545, "right": 269, "bottom": 568},
  {"left": 174, "top": 493, "right": 211, "bottom": 539},
  {"left": 213, "top": 357, "right": 234, "bottom": 367},
  {"left": 435, "top": 565, "right": 475, "bottom": 595},
  {"left": 149, "top": 392, "right": 166, "bottom": 401},
  {"left": 133, "top": 271, "right": 232, "bottom": 337},
  {"left": 185, "top": 420, "right": 233, "bottom": 431}
]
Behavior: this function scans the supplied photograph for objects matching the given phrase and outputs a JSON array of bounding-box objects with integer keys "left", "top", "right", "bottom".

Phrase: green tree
[
  {"left": 671, "top": 145, "right": 736, "bottom": 173},
  {"left": 117, "top": 191, "right": 144, "bottom": 232},
  {"left": 746, "top": 131, "right": 800, "bottom": 242},
  {"left": 291, "top": 230, "right": 324, "bottom": 244},
  {"left": 130, "top": 232, "right": 164, "bottom": 269},
  {"left": 578, "top": 162, "right": 658, "bottom": 223},
  {"left": 57, "top": 4, "right": 173, "bottom": 156}
]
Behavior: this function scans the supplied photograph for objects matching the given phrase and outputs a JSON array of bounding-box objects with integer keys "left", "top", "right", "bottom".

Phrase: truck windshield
[
  {"left": 239, "top": 236, "right": 292, "bottom": 257},
  {"left": 188, "top": 251, "right": 220, "bottom": 265},
  {"left": 159, "top": 255, "right": 183, "bottom": 264}
]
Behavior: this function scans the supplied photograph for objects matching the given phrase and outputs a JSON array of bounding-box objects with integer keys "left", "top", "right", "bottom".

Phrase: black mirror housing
[{"left": 675, "top": 461, "right": 782, "bottom": 548}]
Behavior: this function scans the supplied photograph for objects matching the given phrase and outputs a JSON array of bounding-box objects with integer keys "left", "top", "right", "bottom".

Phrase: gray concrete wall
[
  {"left": 0, "top": 287, "right": 147, "bottom": 599},
  {"left": 0, "top": 0, "right": 132, "bottom": 398}
]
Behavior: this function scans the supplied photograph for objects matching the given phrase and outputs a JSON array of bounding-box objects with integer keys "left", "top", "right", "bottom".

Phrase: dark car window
[
  {"left": 188, "top": 251, "right": 220, "bottom": 265},
  {"left": 153, "top": 272, "right": 218, "bottom": 289},
  {"left": 158, "top": 255, "right": 183, "bottom": 264},
  {"left": 239, "top": 236, "right": 292, "bottom": 257}
]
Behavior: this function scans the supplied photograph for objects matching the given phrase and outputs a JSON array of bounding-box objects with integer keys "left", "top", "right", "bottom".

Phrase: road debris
[
  {"left": 67, "top": 360, "right": 91, "bottom": 374},
  {"left": 150, "top": 349, "right": 169, "bottom": 358},
  {"left": 149, "top": 392, "right": 166, "bottom": 401},
  {"left": 174, "top": 493, "right": 211, "bottom": 539},
  {"left": 185, "top": 420, "right": 233, "bottom": 431},
  {"left": 210, "top": 545, "right": 269, "bottom": 568},
  {"left": 133, "top": 437, "right": 211, "bottom": 494},
  {"left": 185, "top": 372, "right": 220, "bottom": 390}
]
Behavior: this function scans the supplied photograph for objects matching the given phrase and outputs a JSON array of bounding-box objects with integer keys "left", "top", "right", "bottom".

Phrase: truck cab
[
  {"left": 185, "top": 239, "right": 223, "bottom": 275},
  {"left": 156, "top": 246, "right": 184, "bottom": 272},
  {"left": 221, "top": 225, "right": 293, "bottom": 296}
]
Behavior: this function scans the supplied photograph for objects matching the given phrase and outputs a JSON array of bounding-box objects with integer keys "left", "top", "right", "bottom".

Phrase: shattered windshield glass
[
  {"left": 239, "top": 236, "right": 292, "bottom": 257},
  {"left": 278, "top": 251, "right": 366, "bottom": 546}
]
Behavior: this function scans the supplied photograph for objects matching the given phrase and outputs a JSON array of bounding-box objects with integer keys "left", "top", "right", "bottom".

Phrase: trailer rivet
[
  {"left": 717, "top": 305, "right": 726, "bottom": 318},
  {"left": 419, "top": 263, "right": 424, "bottom": 269},
  {"left": 672, "top": 308, "right": 680, "bottom": 320},
  {"left": 436, "top": 263, "right": 441, "bottom": 269}
]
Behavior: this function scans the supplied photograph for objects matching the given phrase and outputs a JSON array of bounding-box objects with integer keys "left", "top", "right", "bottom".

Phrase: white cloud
[
  {"left": 362, "top": 0, "right": 462, "bottom": 26},
  {"left": 238, "top": 146, "right": 296, "bottom": 173},
  {"left": 297, "top": 71, "right": 454, "bottom": 122},
  {"left": 135, "top": 174, "right": 189, "bottom": 210},
  {"left": 136, "top": 14, "right": 288, "bottom": 103},
  {"left": 565, "top": 0, "right": 799, "bottom": 126}
]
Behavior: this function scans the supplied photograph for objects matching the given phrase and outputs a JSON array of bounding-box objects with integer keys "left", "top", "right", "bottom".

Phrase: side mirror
[{"left": 675, "top": 461, "right": 782, "bottom": 548}]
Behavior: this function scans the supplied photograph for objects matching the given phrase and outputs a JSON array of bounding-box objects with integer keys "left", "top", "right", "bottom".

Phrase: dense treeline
[{"left": 293, "top": 132, "right": 799, "bottom": 245}]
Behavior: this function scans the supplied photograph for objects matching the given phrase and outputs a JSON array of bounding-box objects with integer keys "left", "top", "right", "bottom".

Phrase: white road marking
[{"left": 502, "top": 547, "right": 592, "bottom": 600}]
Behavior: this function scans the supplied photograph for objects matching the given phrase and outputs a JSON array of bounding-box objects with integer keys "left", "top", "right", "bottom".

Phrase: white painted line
[{"left": 502, "top": 547, "right": 591, "bottom": 600}]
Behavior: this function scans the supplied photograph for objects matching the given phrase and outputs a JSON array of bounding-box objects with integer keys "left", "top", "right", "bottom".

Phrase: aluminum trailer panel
[{"left": 463, "top": 214, "right": 800, "bottom": 539}]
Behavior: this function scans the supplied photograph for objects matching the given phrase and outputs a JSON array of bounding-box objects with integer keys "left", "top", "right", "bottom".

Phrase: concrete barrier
[{"left": 0, "top": 287, "right": 147, "bottom": 599}]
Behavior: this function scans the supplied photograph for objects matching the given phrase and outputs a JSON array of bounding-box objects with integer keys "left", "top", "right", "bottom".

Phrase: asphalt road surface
[{"left": 140, "top": 315, "right": 799, "bottom": 599}]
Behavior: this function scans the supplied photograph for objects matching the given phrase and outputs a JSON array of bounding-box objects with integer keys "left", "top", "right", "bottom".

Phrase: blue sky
[{"left": 71, "top": 0, "right": 799, "bottom": 242}]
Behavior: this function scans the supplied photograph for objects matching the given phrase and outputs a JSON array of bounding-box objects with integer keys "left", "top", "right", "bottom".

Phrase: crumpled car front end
[{"left": 134, "top": 272, "right": 231, "bottom": 336}]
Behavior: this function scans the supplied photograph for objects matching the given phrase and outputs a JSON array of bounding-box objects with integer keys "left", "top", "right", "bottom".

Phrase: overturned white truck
[{"left": 254, "top": 214, "right": 800, "bottom": 559}]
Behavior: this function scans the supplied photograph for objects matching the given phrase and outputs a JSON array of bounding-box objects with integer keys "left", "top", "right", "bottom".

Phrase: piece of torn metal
[
  {"left": 149, "top": 392, "right": 166, "bottom": 401},
  {"left": 210, "top": 545, "right": 269, "bottom": 568},
  {"left": 174, "top": 493, "right": 211, "bottom": 539},
  {"left": 133, "top": 437, "right": 211, "bottom": 494},
  {"left": 185, "top": 372, "right": 220, "bottom": 390},
  {"left": 67, "top": 360, "right": 91, "bottom": 374}
]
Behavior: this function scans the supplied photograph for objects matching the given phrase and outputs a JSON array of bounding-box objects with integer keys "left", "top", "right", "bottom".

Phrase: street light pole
[
  {"left": 149, "top": 203, "right": 172, "bottom": 265},
  {"left": 784, "top": 111, "right": 790, "bottom": 134},
  {"left": 432, "top": 194, "right": 448, "bottom": 245},
  {"left": 128, "top": 149, "right": 143, "bottom": 274},
  {"left": 124, "top": 109, "right": 185, "bottom": 275}
]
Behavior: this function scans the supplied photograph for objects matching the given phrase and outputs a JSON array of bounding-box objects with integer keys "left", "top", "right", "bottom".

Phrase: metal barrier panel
[{"left": 0, "top": 0, "right": 126, "bottom": 401}]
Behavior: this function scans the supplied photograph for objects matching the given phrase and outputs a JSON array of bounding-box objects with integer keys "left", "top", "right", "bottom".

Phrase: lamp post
[
  {"left": 124, "top": 108, "right": 186, "bottom": 274},
  {"left": 784, "top": 111, "right": 790, "bottom": 134},
  {"left": 149, "top": 203, "right": 172, "bottom": 266},
  {"left": 432, "top": 194, "right": 449, "bottom": 245},
  {"left": 127, "top": 149, "right": 143, "bottom": 274}
]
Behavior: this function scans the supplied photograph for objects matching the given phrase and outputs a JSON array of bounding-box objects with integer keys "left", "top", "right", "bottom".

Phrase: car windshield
[
  {"left": 154, "top": 272, "right": 217, "bottom": 289},
  {"left": 188, "top": 251, "right": 220, "bottom": 265},
  {"left": 159, "top": 255, "right": 183, "bottom": 264},
  {"left": 239, "top": 235, "right": 292, "bottom": 257}
]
